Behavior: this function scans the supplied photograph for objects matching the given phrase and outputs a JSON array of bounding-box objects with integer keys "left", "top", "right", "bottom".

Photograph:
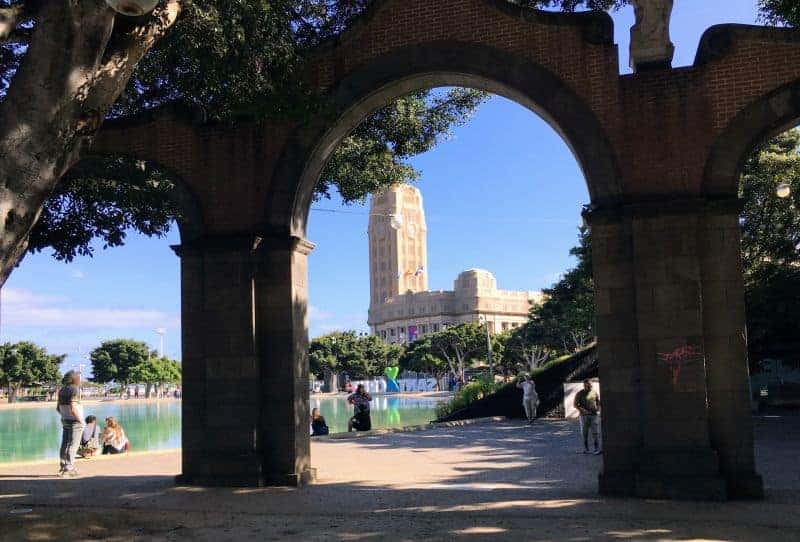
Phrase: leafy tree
[
  {"left": 309, "top": 331, "right": 402, "bottom": 379},
  {"left": 0, "top": 342, "right": 63, "bottom": 403},
  {"left": 0, "top": 1, "right": 182, "bottom": 287},
  {"left": 739, "top": 130, "right": 800, "bottom": 282},
  {"left": 501, "top": 327, "right": 554, "bottom": 375},
  {"left": 401, "top": 336, "right": 448, "bottom": 381},
  {"left": 130, "top": 355, "right": 182, "bottom": 398},
  {"left": 90, "top": 339, "right": 152, "bottom": 389},
  {"left": 27, "top": 156, "right": 182, "bottom": 262},
  {"left": 527, "top": 226, "right": 595, "bottom": 353},
  {"left": 739, "top": 130, "right": 800, "bottom": 358},
  {"left": 759, "top": 0, "right": 800, "bottom": 26},
  {"left": 427, "top": 323, "right": 488, "bottom": 382}
]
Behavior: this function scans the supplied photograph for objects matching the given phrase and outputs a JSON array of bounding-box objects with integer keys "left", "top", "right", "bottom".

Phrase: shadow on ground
[{"left": 1, "top": 415, "right": 799, "bottom": 541}]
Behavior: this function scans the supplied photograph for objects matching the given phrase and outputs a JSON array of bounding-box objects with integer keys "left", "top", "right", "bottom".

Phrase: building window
[
  {"left": 502, "top": 322, "right": 509, "bottom": 331},
  {"left": 421, "top": 325, "right": 427, "bottom": 333},
  {"left": 433, "top": 324, "right": 440, "bottom": 332},
  {"left": 512, "top": 323, "right": 519, "bottom": 328},
  {"left": 390, "top": 329, "right": 395, "bottom": 337},
  {"left": 381, "top": 330, "right": 387, "bottom": 339}
]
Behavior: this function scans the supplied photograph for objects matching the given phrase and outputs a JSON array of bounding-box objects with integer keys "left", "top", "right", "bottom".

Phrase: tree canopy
[
  {"left": 0, "top": 341, "right": 63, "bottom": 403},
  {"left": 309, "top": 331, "right": 402, "bottom": 379},
  {"left": 90, "top": 339, "right": 153, "bottom": 387}
]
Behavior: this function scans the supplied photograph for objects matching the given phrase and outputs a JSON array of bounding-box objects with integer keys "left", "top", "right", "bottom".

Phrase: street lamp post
[
  {"left": 154, "top": 328, "right": 166, "bottom": 357},
  {"left": 479, "top": 315, "right": 494, "bottom": 378}
]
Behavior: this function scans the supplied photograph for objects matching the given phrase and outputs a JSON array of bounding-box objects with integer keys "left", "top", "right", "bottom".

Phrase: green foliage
[
  {"left": 0, "top": 342, "right": 64, "bottom": 402},
  {"left": 740, "top": 130, "right": 800, "bottom": 356},
  {"left": 130, "top": 356, "right": 182, "bottom": 386},
  {"left": 739, "top": 130, "right": 800, "bottom": 282},
  {"left": 758, "top": 0, "right": 800, "bottom": 26},
  {"left": 435, "top": 375, "right": 500, "bottom": 419},
  {"left": 401, "top": 335, "right": 447, "bottom": 376},
  {"left": 28, "top": 156, "right": 183, "bottom": 262},
  {"left": 309, "top": 331, "right": 402, "bottom": 379},
  {"left": 515, "top": 0, "right": 625, "bottom": 10},
  {"left": 524, "top": 227, "right": 595, "bottom": 354},
  {"left": 90, "top": 339, "right": 152, "bottom": 386}
]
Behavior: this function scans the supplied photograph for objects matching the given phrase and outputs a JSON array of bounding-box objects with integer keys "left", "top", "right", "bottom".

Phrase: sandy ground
[{"left": 0, "top": 415, "right": 798, "bottom": 541}]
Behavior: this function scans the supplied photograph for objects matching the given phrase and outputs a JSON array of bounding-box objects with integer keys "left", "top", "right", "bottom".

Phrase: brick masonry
[{"left": 87, "top": 0, "right": 800, "bottom": 498}]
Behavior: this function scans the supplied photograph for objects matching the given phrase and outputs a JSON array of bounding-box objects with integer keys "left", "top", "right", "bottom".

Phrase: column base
[
  {"left": 600, "top": 470, "right": 726, "bottom": 501},
  {"left": 725, "top": 471, "right": 764, "bottom": 499},
  {"left": 176, "top": 468, "right": 317, "bottom": 488}
]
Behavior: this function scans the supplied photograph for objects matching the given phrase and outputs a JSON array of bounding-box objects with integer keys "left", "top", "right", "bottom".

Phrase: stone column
[
  {"left": 253, "top": 235, "right": 316, "bottom": 486},
  {"left": 174, "top": 236, "right": 263, "bottom": 486},
  {"left": 699, "top": 202, "right": 763, "bottom": 498},
  {"left": 588, "top": 212, "right": 644, "bottom": 497},
  {"left": 629, "top": 204, "right": 727, "bottom": 500}
]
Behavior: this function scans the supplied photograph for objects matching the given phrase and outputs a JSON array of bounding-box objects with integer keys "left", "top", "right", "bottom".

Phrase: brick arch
[
  {"left": 71, "top": 152, "right": 206, "bottom": 242},
  {"left": 268, "top": 41, "right": 623, "bottom": 238},
  {"left": 704, "top": 79, "right": 800, "bottom": 198}
]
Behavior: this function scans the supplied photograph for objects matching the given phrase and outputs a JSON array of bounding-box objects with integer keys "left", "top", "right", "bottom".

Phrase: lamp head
[{"left": 776, "top": 183, "right": 792, "bottom": 199}]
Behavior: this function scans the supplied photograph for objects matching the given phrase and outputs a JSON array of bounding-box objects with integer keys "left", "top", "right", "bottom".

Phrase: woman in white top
[
  {"left": 101, "top": 416, "right": 129, "bottom": 454},
  {"left": 516, "top": 374, "right": 539, "bottom": 424}
]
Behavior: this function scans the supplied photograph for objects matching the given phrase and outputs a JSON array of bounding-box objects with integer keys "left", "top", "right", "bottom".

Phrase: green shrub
[{"left": 436, "top": 374, "right": 500, "bottom": 419}]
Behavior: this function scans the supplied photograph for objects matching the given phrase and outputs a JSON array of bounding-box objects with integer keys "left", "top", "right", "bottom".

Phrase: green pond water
[{"left": 0, "top": 395, "right": 447, "bottom": 464}]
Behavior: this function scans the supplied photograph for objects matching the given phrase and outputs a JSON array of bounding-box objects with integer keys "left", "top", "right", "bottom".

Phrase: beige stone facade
[{"left": 367, "top": 184, "right": 542, "bottom": 344}]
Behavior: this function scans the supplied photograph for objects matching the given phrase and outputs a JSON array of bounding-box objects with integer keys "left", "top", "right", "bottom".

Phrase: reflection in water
[
  {"left": 0, "top": 401, "right": 181, "bottom": 464},
  {"left": 311, "top": 395, "right": 446, "bottom": 434},
  {"left": 0, "top": 395, "right": 447, "bottom": 463}
]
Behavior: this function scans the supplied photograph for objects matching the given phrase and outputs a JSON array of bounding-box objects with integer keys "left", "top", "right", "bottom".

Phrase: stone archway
[
  {"left": 71, "top": 153, "right": 207, "bottom": 243},
  {"left": 704, "top": 79, "right": 800, "bottom": 198},
  {"left": 267, "top": 41, "right": 623, "bottom": 238},
  {"left": 86, "top": 0, "right": 800, "bottom": 500}
]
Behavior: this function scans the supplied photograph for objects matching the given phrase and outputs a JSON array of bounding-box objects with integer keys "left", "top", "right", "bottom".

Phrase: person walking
[
  {"left": 574, "top": 379, "right": 601, "bottom": 454},
  {"left": 516, "top": 374, "right": 539, "bottom": 424},
  {"left": 56, "top": 370, "right": 85, "bottom": 477},
  {"left": 347, "top": 384, "right": 372, "bottom": 432}
]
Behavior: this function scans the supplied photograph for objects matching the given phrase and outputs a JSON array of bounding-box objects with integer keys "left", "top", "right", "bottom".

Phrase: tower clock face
[{"left": 408, "top": 223, "right": 417, "bottom": 236}]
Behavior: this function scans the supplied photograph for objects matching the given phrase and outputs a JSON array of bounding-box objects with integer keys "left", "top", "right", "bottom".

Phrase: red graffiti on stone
[{"left": 658, "top": 345, "right": 701, "bottom": 387}]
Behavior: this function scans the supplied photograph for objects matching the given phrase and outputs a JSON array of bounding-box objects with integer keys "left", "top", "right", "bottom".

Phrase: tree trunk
[
  {"left": 8, "top": 384, "right": 19, "bottom": 403},
  {"left": 145, "top": 383, "right": 153, "bottom": 398},
  {"left": 0, "top": 1, "right": 181, "bottom": 287}
]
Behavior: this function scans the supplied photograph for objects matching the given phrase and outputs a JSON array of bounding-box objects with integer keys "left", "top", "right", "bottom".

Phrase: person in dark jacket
[{"left": 310, "top": 407, "right": 329, "bottom": 436}]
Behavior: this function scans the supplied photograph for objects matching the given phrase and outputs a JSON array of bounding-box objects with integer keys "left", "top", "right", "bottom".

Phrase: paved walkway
[{"left": 1, "top": 415, "right": 798, "bottom": 541}]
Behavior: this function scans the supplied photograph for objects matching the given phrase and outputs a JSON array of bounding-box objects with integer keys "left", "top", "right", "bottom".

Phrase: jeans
[
  {"left": 60, "top": 420, "right": 83, "bottom": 471},
  {"left": 579, "top": 414, "right": 599, "bottom": 450},
  {"left": 522, "top": 396, "right": 538, "bottom": 420}
]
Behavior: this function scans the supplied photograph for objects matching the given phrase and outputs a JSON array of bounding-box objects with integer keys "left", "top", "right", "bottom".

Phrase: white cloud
[
  {"left": 1, "top": 287, "right": 178, "bottom": 330},
  {"left": 70, "top": 270, "right": 86, "bottom": 279}
]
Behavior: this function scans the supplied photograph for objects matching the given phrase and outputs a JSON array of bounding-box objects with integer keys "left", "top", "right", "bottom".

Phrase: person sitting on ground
[
  {"left": 516, "top": 374, "right": 539, "bottom": 425},
  {"left": 347, "top": 384, "right": 372, "bottom": 432},
  {"left": 78, "top": 415, "right": 100, "bottom": 458},
  {"left": 310, "top": 407, "right": 330, "bottom": 436},
  {"left": 101, "top": 416, "right": 130, "bottom": 455}
]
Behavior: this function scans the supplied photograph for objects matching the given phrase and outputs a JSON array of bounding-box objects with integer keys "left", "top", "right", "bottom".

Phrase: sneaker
[
  {"left": 57, "top": 469, "right": 66, "bottom": 477},
  {"left": 593, "top": 449, "right": 602, "bottom": 455},
  {"left": 65, "top": 468, "right": 79, "bottom": 477}
]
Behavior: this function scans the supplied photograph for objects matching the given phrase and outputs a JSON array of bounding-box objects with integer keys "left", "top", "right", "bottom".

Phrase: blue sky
[{"left": 2, "top": 1, "right": 762, "bottom": 371}]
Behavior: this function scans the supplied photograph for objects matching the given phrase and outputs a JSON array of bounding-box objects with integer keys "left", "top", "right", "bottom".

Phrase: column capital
[
  {"left": 171, "top": 232, "right": 315, "bottom": 257},
  {"left": 583, "top": 197, "right": 744, "bottom": 226}
]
